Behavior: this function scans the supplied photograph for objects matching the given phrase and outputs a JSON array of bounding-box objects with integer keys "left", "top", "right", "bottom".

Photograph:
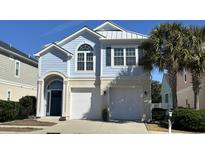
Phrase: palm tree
[
  {"left": 140, "top": 23, "right": 188, "bottom": 109},
  {"left": 185, "top": 26, "right": 205, "bottom": 109}
]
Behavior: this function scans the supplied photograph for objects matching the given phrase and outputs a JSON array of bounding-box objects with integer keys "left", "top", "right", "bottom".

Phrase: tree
[
  {"left": 140, "top": 23, "right": 188, "bottom": 108},
  {"left": 151, "top": 80, "right": 162, "bottom": 103},
  {"left": 185, "top": 26, "right": 205, "bottom": 109}
]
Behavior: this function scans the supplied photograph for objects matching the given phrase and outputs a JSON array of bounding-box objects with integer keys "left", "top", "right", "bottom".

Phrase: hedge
[
  {"left": 0, "top": 96, "right": 36, "bottom": 122},
  {"left": 152, "top": 108, "right": 167, "bottom": 121},
  {"left": 172, "top": 108, "right": 205, "bottom": 132},
  {"left": 19, "top": 96, "right": 36, "bottom": 117},
  {"left": 0, "top": 100, "right": 20, "bottom": 122}
]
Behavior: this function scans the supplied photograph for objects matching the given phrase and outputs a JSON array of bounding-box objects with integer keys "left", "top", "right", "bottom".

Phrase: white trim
[
  {"left": 45, "top": 79, "right": 63, "bottom": 116},
  {"left": 110, "top": 45, "right": 138, "bottom": 68},
  {"left": 94, "top": 21, "right": 125, "bottom": 32},
  {"left": 57, "top": 27, "right": 104, "bottom": 46},
  {"left": 68, "top": 78, "right": 97, "bottom": 81},
  {"left": 34, "top": 43, "right": 73, "bottom": 57},
  {"left": 40, "top": 71, "right": 67, "bottom": 81},
  {"left": 75, "top": 45, "right": 96, "bottom": 72},
  {"left": 0, "top": 78, "right": 36, "bottom": 90},
  {"left": 14, "top": 60, "right": 20, "bottom": 78},
  {"left": 100, "top": 44, "right": 103, "bottom": 76},
  {"left": 46, "top": 90, "right": 51, "bottom": 116},
  {"left": 38, "top": 57, "right": 41, "bottom": 77}
]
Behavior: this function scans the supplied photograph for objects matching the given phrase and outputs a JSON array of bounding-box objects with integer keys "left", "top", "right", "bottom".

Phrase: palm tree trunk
[
  {"left": 168, "top": 70, "right": 178, "bottom": 109},
  {"left": 194, "top": 92, "right": 200, "bottom": 110},
  {"left": 192, "top": 72, "right": 201, "bottom": 110}
]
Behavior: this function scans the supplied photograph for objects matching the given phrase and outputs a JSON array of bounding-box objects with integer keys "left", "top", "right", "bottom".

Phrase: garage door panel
[
  {"left": 110, "top": 88, "right": 143, "bottom": 120},
  {"left": 71, "top": 88, "right": 101, "bottom": 120}
]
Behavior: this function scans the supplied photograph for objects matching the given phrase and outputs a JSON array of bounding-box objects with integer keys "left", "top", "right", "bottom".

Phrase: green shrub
[
  {"left": 172, "top": 108, "right": 205, "bottom": 132},
  {"left": 102, "top": 108, "right": 109, "bottom": 121},
  {"left": 0, "top": 100, "right": 20, "bottom": 122},
  {"left": 152, "top": 108, "right": 167, "bottom": 121},
  {"left": 19, "top": 96, "right": 36, "bottom": 117}
]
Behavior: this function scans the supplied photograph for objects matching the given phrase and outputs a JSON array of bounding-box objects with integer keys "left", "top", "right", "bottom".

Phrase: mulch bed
[
  {"left": 0, "top": 127, "right": 42, "bottom": 132},
  {"left": 0, "top": 119, "right": 57, "bottom": 126}
]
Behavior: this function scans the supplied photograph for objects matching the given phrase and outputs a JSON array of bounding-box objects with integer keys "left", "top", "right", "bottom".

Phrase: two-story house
[
  {"left": 0, "top": 41, "right": 38, "bottom": 101},
  {"left": 34, "top": 21, "right": 152, "bottom": 121},
  {"left": 161, "top": 71, "right": 205, "bottom": 109}
]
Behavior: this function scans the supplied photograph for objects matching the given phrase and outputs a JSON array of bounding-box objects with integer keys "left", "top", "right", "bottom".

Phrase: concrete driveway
[{"left": 36, "top": 118, "right": 148, "bottom": 134}]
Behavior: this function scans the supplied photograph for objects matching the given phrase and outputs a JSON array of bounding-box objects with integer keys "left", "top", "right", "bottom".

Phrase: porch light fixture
[{"left": 144, "top": 90, "right": 148, "bottom": 96}]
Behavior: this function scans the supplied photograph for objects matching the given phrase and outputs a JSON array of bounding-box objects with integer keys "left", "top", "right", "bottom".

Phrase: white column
[
  {"left": 36, "top": 80, "right": 44, "bottom": 117},
  {"left": 61, "top": 79, "right": 69, "bottom": 120}
]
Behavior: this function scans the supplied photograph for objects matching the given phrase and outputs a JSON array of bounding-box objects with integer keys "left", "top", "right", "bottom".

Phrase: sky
[{"left": 1, "top": 20, "right": 205, "bottom": 82}]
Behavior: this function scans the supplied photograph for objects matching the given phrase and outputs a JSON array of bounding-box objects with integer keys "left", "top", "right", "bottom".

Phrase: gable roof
[
  {"left": 34, "top": 43, "right": 73, "bottom": 57},
  {"left": 0, "top": 41, "right": 38, "bottom": 64},
  {"left": 94, "top": 21, "right": 148, "bottom": 40},
  {"left": 35, "top": 21, "right": 148, "bottom": 57},
  {"left": 57, "top": 27, "right": 105, "bottom": 46},
  {"left": 94, "top": 21, "right": 125, "bottom": 31}
]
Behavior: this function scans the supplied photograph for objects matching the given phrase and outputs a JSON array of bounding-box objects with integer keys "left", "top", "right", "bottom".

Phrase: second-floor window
[
  {"left": 114, "top": 48, "right": 124, "bottom": 66},
  {"left": 126, "top": 48, "right": 136, "bottom": 65},
  {"left": 77, "top": 44, "right": 94, "bottom": 71},
  {"left": 113, "top": 47, "right": 137, "bottom": 66},
  {"left": 15, "top": 60, "right": 20, "bottom": 77}
]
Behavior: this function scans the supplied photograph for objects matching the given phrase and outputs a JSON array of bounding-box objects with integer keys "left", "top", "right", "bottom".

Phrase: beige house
[
  {"left": 0, "top": 41, "right": 38, "bottom": 102},
  {"left": 160, "top": 71, "right": 205, "bottom": 109}
]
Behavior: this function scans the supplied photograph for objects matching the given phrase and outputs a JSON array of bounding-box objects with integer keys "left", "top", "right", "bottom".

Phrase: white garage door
[
  {"left": 109, "top": 87, "right": 143, "bottom": 120},
  {"left": 71, "top": 88, "right": 101, "bottom": 120}
]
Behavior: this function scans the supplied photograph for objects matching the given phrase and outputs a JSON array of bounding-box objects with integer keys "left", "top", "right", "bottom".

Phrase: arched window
[
  {"left": 78, "top": 44, "right": 93, "bottom": 51},
  {"left": 47, "top": 80, "right": 63, "bottom": 90},
  {"left": 77, "top": 44, "right": 94, "bottom": 71}
]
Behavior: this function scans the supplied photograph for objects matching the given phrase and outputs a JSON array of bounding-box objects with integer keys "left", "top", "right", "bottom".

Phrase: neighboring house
[
  {"left": 34, "top": 21, "right": 152, "bottom": 121},
  {"left": 0, "top": 41, "right": 38, "bottom": 101},
  {"left": 161, "top": 71, "right": 205, "bottom": 109}
]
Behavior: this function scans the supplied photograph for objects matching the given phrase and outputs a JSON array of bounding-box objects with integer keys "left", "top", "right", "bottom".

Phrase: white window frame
[
  {"left": 75, "top": 50, "right": 95, "bottom": 72},
  {"left": 110, "top": 45, "right": 138, "bottom": 68},
  {"left": 15, "top": 60, "right": 20, "bottom": 78},
  {"left": 113, "top": 48, "right": 124, "bottom": 66},
  {"left": 7, "top": 90, "right": 12, "bottom": 101}
]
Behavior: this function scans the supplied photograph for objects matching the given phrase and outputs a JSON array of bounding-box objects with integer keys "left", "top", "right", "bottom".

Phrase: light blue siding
[
  {"left": 62, "top": 32, "right": 100, "bottom": 77},
  {"left": 161, "top": 75, "right": 172, "bottom": 104},
  {"left": 39, "top": 31, "right": 147, "bottom": 79},
  {"left": 101, "top": 43, "right": 145, "bottom": 77},
  {"left": 40, "top": 49, "right": 67, "bottom": 76}
]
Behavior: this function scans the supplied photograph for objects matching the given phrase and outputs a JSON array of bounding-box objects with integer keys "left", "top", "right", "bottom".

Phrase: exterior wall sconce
[
  {"left": 144, "top": 91, "right": 148, "bottom": 96},
  {"left": 103, "top": 91, "right": 107, "bottom": 96}
]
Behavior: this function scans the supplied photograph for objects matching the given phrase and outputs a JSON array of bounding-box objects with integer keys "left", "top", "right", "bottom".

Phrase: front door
[{"left": 50, "top": 90, "right": 62, "bottom": 116}]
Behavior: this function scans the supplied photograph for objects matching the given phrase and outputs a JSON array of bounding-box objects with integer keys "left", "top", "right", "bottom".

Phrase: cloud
[{"left": 41, "top": 20, "right": 87, "bottom": 37}]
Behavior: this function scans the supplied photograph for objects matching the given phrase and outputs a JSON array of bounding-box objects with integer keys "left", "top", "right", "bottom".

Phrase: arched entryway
[
  {"left": 36, "top": 71, "right": 70, "bottom": 119},
  {"left": 46, "top": 80, "right": 63, "bottom": 116}
]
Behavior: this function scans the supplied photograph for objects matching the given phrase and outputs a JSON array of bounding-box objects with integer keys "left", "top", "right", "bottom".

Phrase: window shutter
[
  {"left": 106, "top": 47, "right": 111, "bottom": 66},
  {"left": 138, "top": 47, "right": 144, "bottom": 65}
]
